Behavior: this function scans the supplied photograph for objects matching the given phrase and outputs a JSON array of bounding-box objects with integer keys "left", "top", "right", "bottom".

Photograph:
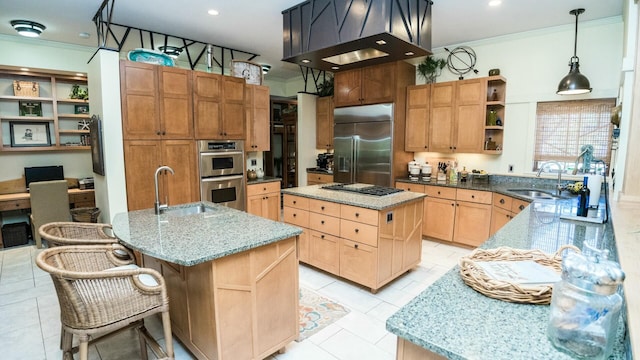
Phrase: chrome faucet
[
  {"left": 536, "top": 160, "right": 564, "bottom": 196},
  {"left": 154, "top": 165, "right": 175, "bottom": 214}
]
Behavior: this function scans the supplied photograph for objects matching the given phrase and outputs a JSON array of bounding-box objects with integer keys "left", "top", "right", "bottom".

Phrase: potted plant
[
  {"left": 417, "top": 56, "right": 447, "bottom": 83},
  {"left": 317, "top": 76, "right": 334, "bottom": 97}
]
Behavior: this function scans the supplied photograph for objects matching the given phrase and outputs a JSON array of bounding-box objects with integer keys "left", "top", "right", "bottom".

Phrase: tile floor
[{"left": 0, "top": 240, "right": 472, "bottom": 359}]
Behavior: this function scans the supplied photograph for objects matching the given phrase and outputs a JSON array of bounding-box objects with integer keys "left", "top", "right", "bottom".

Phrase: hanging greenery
[{"left": 417, "top": 56, "right": 447, "bottom": 84}]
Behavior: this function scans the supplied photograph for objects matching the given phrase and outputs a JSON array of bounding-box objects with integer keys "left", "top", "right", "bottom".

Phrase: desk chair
[
  {"left": 29, "top": 180, "right": 71, "bottom": 248},
  {"left": 36, "top": 244, "right": 174, "bottom": 360}
]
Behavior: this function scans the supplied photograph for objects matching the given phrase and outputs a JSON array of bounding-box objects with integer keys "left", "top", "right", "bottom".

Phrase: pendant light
[{"left": 557, "top": 8, "right": 592, "bottom": 95}]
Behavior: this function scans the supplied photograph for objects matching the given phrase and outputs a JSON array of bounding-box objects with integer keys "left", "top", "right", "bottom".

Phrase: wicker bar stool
[
  {"left": 39, "top": 222, "right": 117, "bottom": 247},
  {"left": 36, "top": 244, "right": 174, "bottom": 360}
]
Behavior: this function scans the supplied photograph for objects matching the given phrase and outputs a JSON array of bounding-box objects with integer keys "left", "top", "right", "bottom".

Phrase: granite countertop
[
  {"left": 386, "top": 197, "right": 626, "bottom": 359},
  {"left": 112, "top": 202, "right": 302, "bottom": 266},
  {"left": 247, "top": 176, "right": 281, "bottom": 185},
  {"left": 281, "top": 184, "right": 426, "bottom": 210}
]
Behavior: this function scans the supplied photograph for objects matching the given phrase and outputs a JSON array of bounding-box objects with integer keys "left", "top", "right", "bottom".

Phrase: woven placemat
[{"left": 459, "top": 245, "right": 579, "bottom": 304}]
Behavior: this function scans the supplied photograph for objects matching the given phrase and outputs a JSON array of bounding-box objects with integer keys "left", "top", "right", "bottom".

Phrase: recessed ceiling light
[
  {"left": 376, "top": 40, "right": 387, "bottom": 45},
  {"left": 10, "top": 20, "right": 46, "bottom": 37},
  {"left": 78, "top": 32, "right": 90, "bottom": 38},
  {"left": 301, "top": 59, "right": 311, "bottom": 64},
  {"left": 76, "top": 73, "right": 85, "bottom": 77},
  {"left": 405, "top": 51, "right": 415, "bottom": 56},
  {"left": 331, "top": 66, "right": 340, "bottom": 70},
  {"left": 208, "top": 9, "right": 219, "bottom": 16},
  {"left": 489, "top": 0, "right": 501, "bottom": 6},
  {"left": 261, "top": 64, "right": 271, "bottom": 74}
]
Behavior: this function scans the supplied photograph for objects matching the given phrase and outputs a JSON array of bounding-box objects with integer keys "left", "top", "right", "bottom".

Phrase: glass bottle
[{"left": 577, "top": 176, "right": 590, "bottom": 217}]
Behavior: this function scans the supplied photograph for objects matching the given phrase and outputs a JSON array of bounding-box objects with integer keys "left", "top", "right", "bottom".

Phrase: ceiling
[{"left": 0, "top": 0, "right": 624, "bottom": 81}]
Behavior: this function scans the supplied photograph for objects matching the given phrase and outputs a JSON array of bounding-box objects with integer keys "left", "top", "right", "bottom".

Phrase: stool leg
[
  {"left": 137, "top": 323, "right": 149, "bottom": 360},
  {"left": 162, "top": 311, "right": 174, "bottom": 358},
  {"left": 78, "top": 335, "right": 89, "bottom": 360}
]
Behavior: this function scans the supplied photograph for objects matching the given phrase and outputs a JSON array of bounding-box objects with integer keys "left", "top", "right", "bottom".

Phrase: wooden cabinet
[
  {"left": 423, "top": 186, "right": 456, "bottom": 241},
  {"left": 0, "top": 66, "right": 91, "bottom": 152},
  {"left": 316, "top": 96, "right": 334, "bottom": 149},
  {"left": 192, "top": 71, "right": 245, "bottom": 139},
  {"left": 395, "top": 182, "right": 425, "bottom": 194},
  {"left": 144, "top": 237, "right": 298, "bottom": 360},
  {"left": 453, "top": 197, "right": 492, "bottom": 247},
  {"left": 123, "top": 139, "right": 199, "bottom": 211},
  {"left": 429, "top": 79, "right": 484, "bottom": 153},
  {"left": 246, "top": 180, "right": 280, "bottom": 221},
  {"left": 484, "top": 76, "right": 507, "bottom": 154},
  {"left": 120, "top": 61, "right": 193, "bottom": 140},
  {"left": 306, "top": 172, "right": 333, "bottom": 185},
  {"left": 405, "top": 85, "right": 431, "bottom": 151},
  {"left": 245, "top": 84, "right": 270, "bottom": 151},
  {"left": 334, "top": 62, "right": 398, "bottom": 107},
  {"left": 490, "top": 193, "right": 530, "bottom": 235},
  {"left": 283, "top": 193, "right": 422, "bottom": 292}
]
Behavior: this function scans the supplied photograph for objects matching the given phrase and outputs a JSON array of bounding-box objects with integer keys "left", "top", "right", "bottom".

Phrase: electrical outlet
[
  {"left": 250, "top": 159, "right": 257, "bottom": 166},
  {"left": 508, "top": 164, "right": 514, "bottom": 173}
]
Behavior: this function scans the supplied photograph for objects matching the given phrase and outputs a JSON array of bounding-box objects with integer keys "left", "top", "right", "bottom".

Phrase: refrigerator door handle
[{"left": 351, "top": 136, "right": 358, "bottom": 183}]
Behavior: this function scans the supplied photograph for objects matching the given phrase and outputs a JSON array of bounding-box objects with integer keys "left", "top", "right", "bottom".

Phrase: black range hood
[{"left": 282, "top": 0, "right": 432, "bottom": 72}]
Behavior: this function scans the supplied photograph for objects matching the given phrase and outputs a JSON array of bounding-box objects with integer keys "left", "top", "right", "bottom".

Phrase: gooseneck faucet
[
  {"left": 154, "top": 165, "right": 175, "bottom": 214},
  {"left": 536, "top": 160, "right": 564, "bottom": 196}
]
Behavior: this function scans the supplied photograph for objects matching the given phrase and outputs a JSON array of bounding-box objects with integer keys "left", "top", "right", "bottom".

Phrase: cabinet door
[
  {"left": 339, "top": 239, "right": 376, "bottom": 288},
  {"left": 123, "top": 140, "right": 162, "bottom": 211},
  {"left": 247, "top": 194, "right": 265, "bottom": 218},
  {"left": 429, "top": 82, "right": 455, "bottom": 152},
  {"left": 334, "top": 69, "right": 362, "bottom": 107},
  {"left": 298, "top": 228, "right": 310, "bottom": 263},
  {"left": 316, "top": 96, "right": 334, "bottom": 149},
  {"left": 245, "top": 84, "right": 270, "bottom": 151},
  {"left": 221, "top": 76, "right": 246, "bottom": 139},
  {"left": 308, "top": 230, "right": 340, "bottom": 274},
  {"left": 511, "top": 199, "right": 530, "bottom": 215},
  {"left": 490, "top": 205, "right": 512, "bottom": 236},
  {"left": 263, "top": 193, "right": 281, "bottom": 221},
  {"left": 161, "top": 261, "right": 190, "bottom": 340},
  {"left": 159, "top": 67, "right": 193, "bottom": 139},
  {"left": 405, "top": 85, "right": 430, "bottom": 151},
  {"left": 361, "top": 63, "right": 395, "bottom": 105},
  {"left": 454, "top": 79, "right": 484, "bottom": 153},
  {"left": 453, "top": 201, "right": 492, "bottom": 247},
  {"left": 162, "top": 140, "right": 199, "bottom": 206},
  {"left": 120, "top": 61, "right": 159, "bottom": 140},
  {"left": 193, "top": 72, "right": 222, "bottom": 139},
  {"left": 423, "top": 197, "right": 455, "bottom": 241},
  {"left": 402, "top": 200, "right": 423, "bottom": 270}
]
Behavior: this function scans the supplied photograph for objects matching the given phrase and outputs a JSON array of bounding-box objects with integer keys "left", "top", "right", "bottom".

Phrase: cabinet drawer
[
  {"left": 456, "top": 189, "right": 492, "bottom": 204},
  {"left": 340, "top": 219, "right": 378, "bottom": 247},
  {"left": 283, "top": 194, "right": 309, "bottom": 210},
  {"left": 283, "top": 207, "right": 309, "bottom": 228},
  {"left": 307, "top": 173, "right": 333, "bottom": 184},
  {"left": 309, "top": 199, "right": 341, "bottom": 215},
  {"left": 425, "top": 185, "right": 456, "bottom": 200},
  {"left": 0, "top": 199, "right": 30, "bottom": 211},
  {"left": 492, "top": 193, "right": 513, "bottom": 211},
  {"left": 70, "top": 192, "right": 95, "bottom": 204},
  {"left": 395, "top": 182, "right": 425, "bottom": 193},
  {"left": 511, "top": 199, "right": 530, "bottom": 214},
  {"left": 340, "top": 204, "right": 378, "bottom": 226},
  {"left": 339, "top": 239, "right": 377, "bottom": 288},
  {"left": 246, "top": 181, "right": 280, "bottom": 197},
  {"left": 309, "top": 212, "right": 341, "bottom": 237}
]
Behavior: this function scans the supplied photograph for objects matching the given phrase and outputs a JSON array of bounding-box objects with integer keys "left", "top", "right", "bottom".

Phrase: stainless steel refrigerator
[{"left": 333, "top": 103, "right": 394, "bottom": 187}]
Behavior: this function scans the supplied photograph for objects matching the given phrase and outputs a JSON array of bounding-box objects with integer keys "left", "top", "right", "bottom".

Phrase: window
[{"left": 534, "top": 99, "right": 615, "bottom": 175}]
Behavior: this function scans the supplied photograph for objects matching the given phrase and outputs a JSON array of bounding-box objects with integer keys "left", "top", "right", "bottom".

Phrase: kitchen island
[
  {"left": 386, "top": 198, "right": 628, "bottom": 359},
  {"left": 281, "top": 184, "right": 425, "bottom": 292},
  {"left": 112, "top": 202, "right": 303, "bottom": 360}
]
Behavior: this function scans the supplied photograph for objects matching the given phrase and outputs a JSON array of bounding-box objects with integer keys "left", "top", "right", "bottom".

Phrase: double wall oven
[{"left": 198, "top": 140, "right": 245, "bottom": 211}]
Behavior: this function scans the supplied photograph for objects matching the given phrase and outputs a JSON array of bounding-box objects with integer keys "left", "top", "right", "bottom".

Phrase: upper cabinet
[
  {"left": 334, "top": 63, "right": 396, "bottom": 107},
  {"left": 316, "top": 96, "right": 334, "bottom": 150},
  {"left": 406, "top": 76, "right": 507, "bottom": 154},
  {"left": 245, "top": 84, "right": 270, "bottom": 151},
  {"left": 0, "top": 67, "right": 91, "bottom": 152},
  {"left": 121, "top": 61, "right": 193, "bottom": 140},
  {"left": 193, "top": 72, "right": 245, "bottom": 140}
]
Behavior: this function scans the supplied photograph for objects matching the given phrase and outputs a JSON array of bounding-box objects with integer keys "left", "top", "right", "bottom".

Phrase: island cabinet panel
[
  {"left": 396, "top": 338, "right": 447, "bottom": 360},
  {"left": 150, "top": 237, "right": 298, "bottom": 360},
  {"left": 309, "top": 230, "right": 340, "bottom": 274},
  {"left": 340, "top": 239, "right": 377, "bottom": 287}
]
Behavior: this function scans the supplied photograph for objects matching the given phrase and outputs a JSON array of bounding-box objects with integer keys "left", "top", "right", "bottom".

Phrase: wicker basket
[
  {"left": 70, "top": 207, "right": 101, "bottom": 223},
  {"left": 459, "top": 245, "right": 580, "bottom": 304},
  {"left": 13, "top": 80, "right": 39, "bottom": 97}
]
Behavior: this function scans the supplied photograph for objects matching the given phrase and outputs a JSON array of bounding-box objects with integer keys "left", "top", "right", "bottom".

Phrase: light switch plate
[{"left": 251, "top": 159, "right": 257, "bottom": 166}]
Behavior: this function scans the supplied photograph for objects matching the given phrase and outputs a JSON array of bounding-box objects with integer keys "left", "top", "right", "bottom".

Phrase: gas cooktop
[{"left": 322, "top": 183, "right": 404, "bottom": 196}]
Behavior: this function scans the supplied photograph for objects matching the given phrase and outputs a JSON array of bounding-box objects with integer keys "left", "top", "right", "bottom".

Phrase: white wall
[
  {"left": 412, "top": 16, "right": 624, "bottom": 176},
  {"left": 296, "top": 93, "right": 319, "bottom": 186},
  {"left": 0, "top": 35, "right": 95, "bottom": 181}
]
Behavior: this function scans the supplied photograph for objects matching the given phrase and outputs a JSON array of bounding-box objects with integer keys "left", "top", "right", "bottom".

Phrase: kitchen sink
[
  {"left": 507, "top": 189, "right": 565, "bottom": 200},
  {"left": 162, "top": 203, "right": 217, "bottom": 216}
]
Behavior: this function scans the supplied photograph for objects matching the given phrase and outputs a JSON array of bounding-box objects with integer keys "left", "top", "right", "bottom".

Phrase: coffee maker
[{"left": 316, "top": 153, "right": 333, "bottom": 172}]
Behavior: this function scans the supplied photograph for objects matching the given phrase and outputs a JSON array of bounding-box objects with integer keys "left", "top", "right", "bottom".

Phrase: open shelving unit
[
  {"left": 483, "top": 75, "right": 506, "bottom": 154},
  {"left": 0, "top": 66, "right": 90, "bottom": 152}
]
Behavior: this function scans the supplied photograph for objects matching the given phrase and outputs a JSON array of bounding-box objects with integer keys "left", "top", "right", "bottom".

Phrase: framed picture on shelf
[
  {"left": 9, "top": 122, "right": 51, "bottom": 147},
  {"left": 89, "top": 115, "right": 105, "bottom": 175},
  {"left": 19, "top": 101, "right": 42, "bottom": 116},
  {"left": 75, "top": 104, "right": 89, "bottom": 114}
]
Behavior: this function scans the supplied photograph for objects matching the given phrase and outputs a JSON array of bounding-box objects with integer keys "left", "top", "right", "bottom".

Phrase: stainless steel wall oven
[{"left": 198, "top": 140, "right": 245, "bottom": 210}]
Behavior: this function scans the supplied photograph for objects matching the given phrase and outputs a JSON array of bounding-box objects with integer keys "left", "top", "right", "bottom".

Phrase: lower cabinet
[
  {"left": 246, "top": 180, "right": 281, "bottom": 221},
  {"left": 306, "top": 172, "right": 334, "bottom": 185},
  {"left": 490, "top": 193, "right": 530, "bottom": 236},
  {"left": 143, "top": 237, "right": 298, "bottom": 360},
  {"left": 283, "top": 194, "right": 423, "bottom": 292}
]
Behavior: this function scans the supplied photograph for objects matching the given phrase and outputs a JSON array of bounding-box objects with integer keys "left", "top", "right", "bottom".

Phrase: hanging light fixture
[
  {"left": 10, "top": 20, "right": 46, "bottom": 38},
  {"left": 158, "top": 46, "right": 182, "bottom": 58},
  {"left": 557, "top": 8, "right": 591, "bottom": 95}
]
